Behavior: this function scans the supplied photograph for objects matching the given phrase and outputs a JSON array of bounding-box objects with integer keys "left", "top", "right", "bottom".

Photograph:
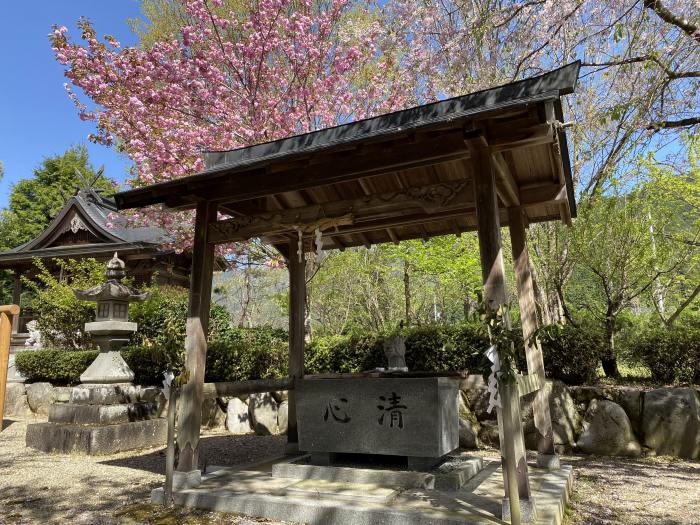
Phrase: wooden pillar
[
  {"left": 508, "top": 208, "right": 558, "bottom": 466},
  {"left": 11, "top": 272, "right": 21, "bottom": 334},
  {"left": 470, "top": 140, "right": 534, "bottom": 522},
  {"left": 176, "top": 201, "right": 217, "bottom": 473},
  {"left": 0, "top": 305, "right": 20, "bottom": 431},
  {"left": 286, "top": 239, "right": 306, "bottom": 450}
]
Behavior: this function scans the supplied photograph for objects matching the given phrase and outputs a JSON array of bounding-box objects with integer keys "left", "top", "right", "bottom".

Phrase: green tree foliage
[
  {"left": 22, "top": 258, "right": 105, "bottom": 349},
  {"left": 0, "top": 145, "right": 116, "bottom": 251}
]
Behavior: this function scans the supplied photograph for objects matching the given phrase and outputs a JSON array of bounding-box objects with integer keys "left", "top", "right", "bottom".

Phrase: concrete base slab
[
  {"left": 174, "top": 470, "right": 202, "bottom": 490},
  {"left": 286, "top": 479, "right": 398, "bottom": 504},
  {"left": 503, "top": 496, "right": 538, "bottom": 523},
  {"left": 153, "top": 456, "right": 574, "bottom": 525},
  {"left": 272, "top": 454, "right": 484, "bottom": 491},
  {"left": 536, "top": 454, "right": 561, "bottom": 470},
  {"left": 25, "top": 418, "right": 166, "bottom": 455}
]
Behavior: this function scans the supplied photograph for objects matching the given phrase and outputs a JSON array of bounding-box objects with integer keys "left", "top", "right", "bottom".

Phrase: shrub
[
  {"left": 305, "top": 323, "right": 491, "bottom": 374},
  {"left": 206, "top": 326, "right": 289, "bottom": 381},
  {"left": 15, "top": 349, "right": 98, "bottom": 384},
  {"left": 628, "top": 325, "right": 700, "bottom": 384},
  {"left": 537, "top": 323, "right": 604, "bottom": 385}
]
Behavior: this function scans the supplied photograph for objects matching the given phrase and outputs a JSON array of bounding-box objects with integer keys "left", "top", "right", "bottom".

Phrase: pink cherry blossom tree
[{"left": 51, "top": 0, "right": 418, "bottom": 250}]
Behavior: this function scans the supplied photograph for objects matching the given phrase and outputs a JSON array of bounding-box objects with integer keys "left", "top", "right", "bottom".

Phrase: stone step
[
  {"left": 284, "top": 479, "right": 398, "bottom": 504},
  {"left": 26, "top": 418, "right": 167, "bottom": 455},
  {"left": 48, "top": 401, "right": 159, "bottom": 425},
  {"left": 272, "top": 454, "right": 484, "bottom": 491},
  {"left": 69, "top": 384, "right": 163, "bottom": 406}
]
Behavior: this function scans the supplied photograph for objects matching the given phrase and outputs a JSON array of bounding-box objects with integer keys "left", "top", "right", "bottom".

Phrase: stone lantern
[{"left": 73, "top": 253, "right": 149, "bottom": 384}]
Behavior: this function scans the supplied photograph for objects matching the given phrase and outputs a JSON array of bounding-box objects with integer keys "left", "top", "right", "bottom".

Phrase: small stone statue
[
  {"left": 383, "top": 335, "right": 408, "bottom": 372},
  {"left": 24, "top": 320, "right": 42, "bottom": 349}
]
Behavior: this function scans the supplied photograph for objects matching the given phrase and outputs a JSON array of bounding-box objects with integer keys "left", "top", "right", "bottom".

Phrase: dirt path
[{"left": 1, "top": 417, "right": 698, "bottom": 524}]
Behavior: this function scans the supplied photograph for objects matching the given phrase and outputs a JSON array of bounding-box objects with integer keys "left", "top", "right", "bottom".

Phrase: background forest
[{"left": 2, "top": 0, "right": 699, "bottom": 384}]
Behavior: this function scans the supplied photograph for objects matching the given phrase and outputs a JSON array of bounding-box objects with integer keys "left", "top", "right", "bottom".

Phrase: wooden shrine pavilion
[
  {"left": 0, "top": 187, "right": 191, "bottom": 338},
  {"left": 114, "top": 62, "right": 581, "bottom": 523}
]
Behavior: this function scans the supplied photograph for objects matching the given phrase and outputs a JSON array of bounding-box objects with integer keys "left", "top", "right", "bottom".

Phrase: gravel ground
[
  {"left": 0, "top": 416, "right": 290, "bottom": 525},
  {"left": 1, "top": 416, "right": 698, "bottom": 524}
]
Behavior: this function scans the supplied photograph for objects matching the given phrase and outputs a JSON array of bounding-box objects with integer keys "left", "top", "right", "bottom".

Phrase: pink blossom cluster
[{"left": 51, "top": 0, "right": 418, "bottom": 254}]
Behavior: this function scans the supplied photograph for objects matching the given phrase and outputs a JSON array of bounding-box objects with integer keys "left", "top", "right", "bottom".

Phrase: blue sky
[{"left": 0, "top": 1, "right": 144, "bottom": 208}]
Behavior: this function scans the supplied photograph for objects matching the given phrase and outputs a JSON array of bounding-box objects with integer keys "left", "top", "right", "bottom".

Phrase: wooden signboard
[{"left": 0, "top": 304, "right": 20, "bottom": 431}]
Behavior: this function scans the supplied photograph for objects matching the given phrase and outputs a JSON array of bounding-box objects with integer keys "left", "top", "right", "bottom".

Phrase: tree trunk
[
  {"left": 602, "top": 316, "right": 620, "bottom": 378},
  {"left": 403, "top": 260, "right": 411, "bottom": 324}
]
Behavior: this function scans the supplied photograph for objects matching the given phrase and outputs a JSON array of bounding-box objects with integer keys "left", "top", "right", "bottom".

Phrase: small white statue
[{"left": 25, "top": 320, "right": 42, "bottom": 349}]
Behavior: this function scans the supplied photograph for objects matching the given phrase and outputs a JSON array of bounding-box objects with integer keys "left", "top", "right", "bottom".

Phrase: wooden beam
[
  {"left": 358, "top": 178, "right": 400, "bottom": 245},
  {"left": 469, "top": 139, "right": 534, "bottom": 521},
  {"left": 163, "top": 131, "right": 471, "bottom": 208},
  {"left": 202, "top": 377, "right": 294, "bottom": 399},
  {"left": 208, "top": 179, "right": 473, "bottom": 244},
  {"left": 509, "top": 207, "right": 557, "bottom": 462},
  {"left": 488, "top": 123, "right": 554, "bottom": 152},
  {"left": 263, "top": 206, "right": 477, "bottom": 246},
  {"left": 287, "top": 239, "right": 306, "bottom": 449},
  {"left": 492, "top": 152, "right": 520, "bottom": 207},
  {"left": 177, "top": 201, "right": 217, "bottom": 473}
]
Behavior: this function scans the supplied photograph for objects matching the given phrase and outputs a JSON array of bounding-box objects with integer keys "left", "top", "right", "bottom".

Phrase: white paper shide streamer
[{"left": 485, "top": 345, "right": 502, "bottom": 413}]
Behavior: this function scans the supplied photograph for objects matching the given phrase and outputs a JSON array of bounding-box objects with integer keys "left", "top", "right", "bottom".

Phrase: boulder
[
  {"left": 277, "top": 400, "right": 289, "bottom": 434},
  {"left": 478, "top": 420, "right": 500, "bottom": 448},
  {"left": 576, "top": 400, "right": 641, "bottom": 457},
  {"left": 248, "top": 393, "right": 279, "bottom": 435},
  {"left": 461, "top": 381, "right": 495, "bottom": 422},
  {"left": 226, "top": 397, "right": 252, "bottom": 434},
  {"left": 271, "top": 391, "right": 288, "bottom": 403},
  {"left": 569, "top": 385, "right": 643, "bottom": 434},
  {"left": 457, "top": 391, "right": 481, "bottom": 449},
  {"left": 201, "top": 398, "right": 226, "bottom": 429},
  {"left": 26, "top": 382, "right": 56, "bottom": 415},
  {"left": 459, "top": 419, "right": 480, "bottom": 449},
  {"left": 642, "top": 388, "right": 700, "bottom": 459},
  {"left": 3, "top": 383, "right": 32, "bottom": 417},
  {"left": 522, "top": 380, "right": 581, "bottom": 451}
]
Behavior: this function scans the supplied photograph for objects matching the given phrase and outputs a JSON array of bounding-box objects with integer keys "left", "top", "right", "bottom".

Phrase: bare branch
[
  {"left": 643, "top": 0, "right": 700, "bottom": 43},
  {"left": 647, "top": 116, "right": 700, "bottom": 131}
]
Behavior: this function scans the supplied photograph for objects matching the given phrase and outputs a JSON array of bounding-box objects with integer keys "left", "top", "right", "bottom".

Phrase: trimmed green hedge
[
  {"left": 21, "top": 322, "right": 696, "bottom": 387},
  {"left": 537, "top": 323, "right": 604, "bottom": 385},
  {"left": 15, "top": 325, "right": 488, "bottom": 385},
  {"left": 304, "top": 324, "right": 492, "bottom": 374},
  {"left": 628, "top": 326, "right": 700, "bottom": 384}
]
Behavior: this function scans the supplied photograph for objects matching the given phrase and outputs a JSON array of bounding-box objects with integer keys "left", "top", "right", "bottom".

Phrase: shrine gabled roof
[
  {"left": 114, "top": 61, "right": 580, "bottom": 213},
  {"left": 0, "top": 191, "right": 172, "bottom": 268},
  {"left": 113, "top": 63, "right": 581, "bottom": 253}
]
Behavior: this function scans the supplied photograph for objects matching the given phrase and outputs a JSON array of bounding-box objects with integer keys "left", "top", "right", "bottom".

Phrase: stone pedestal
[
  {"left": 26, "top": 383, "right": 166, "bottom": 455},
  {"left": 296, "top": 377, "right": 458, "bottom": 469}
]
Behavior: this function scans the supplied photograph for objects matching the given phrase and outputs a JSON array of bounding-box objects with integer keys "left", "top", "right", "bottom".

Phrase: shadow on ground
[{"left": 100, "top": 433, "right": 287, "bottom": 475}]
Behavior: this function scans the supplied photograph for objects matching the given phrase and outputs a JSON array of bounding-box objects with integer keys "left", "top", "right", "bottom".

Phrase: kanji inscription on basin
[{"left": 296, "top": 377, "right": 459, "bottom": 458}]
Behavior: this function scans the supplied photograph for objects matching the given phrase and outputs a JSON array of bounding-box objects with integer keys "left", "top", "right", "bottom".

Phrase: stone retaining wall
[
  {"left": 3, "top": 382, "right": 289, "bottom": 438},
  {"left": 5, "top": 380, "right": 699, "bottom": 459},
  {"left": 458, "top": 376, "right": 700, "bottom": 460}
]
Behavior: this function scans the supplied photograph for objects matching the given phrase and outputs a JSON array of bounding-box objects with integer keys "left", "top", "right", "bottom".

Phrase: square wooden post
[
  {"left": 508, "top": 207, "right": 559, "bottom": 469},
  {"left": 176, "top": 201, "right": 217, "bottom": 474},
  {"left": 0, "top": 305, "right": 19, "bottom": 431},
  {"left": 286, "top": 239, "right": 305, "bottom": 452},
  {"left": 469, "top": 139, "right": 536, "bottom": 523},
  {"left": 11, "top": 272, "right": 21, "bottom": 334}
]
